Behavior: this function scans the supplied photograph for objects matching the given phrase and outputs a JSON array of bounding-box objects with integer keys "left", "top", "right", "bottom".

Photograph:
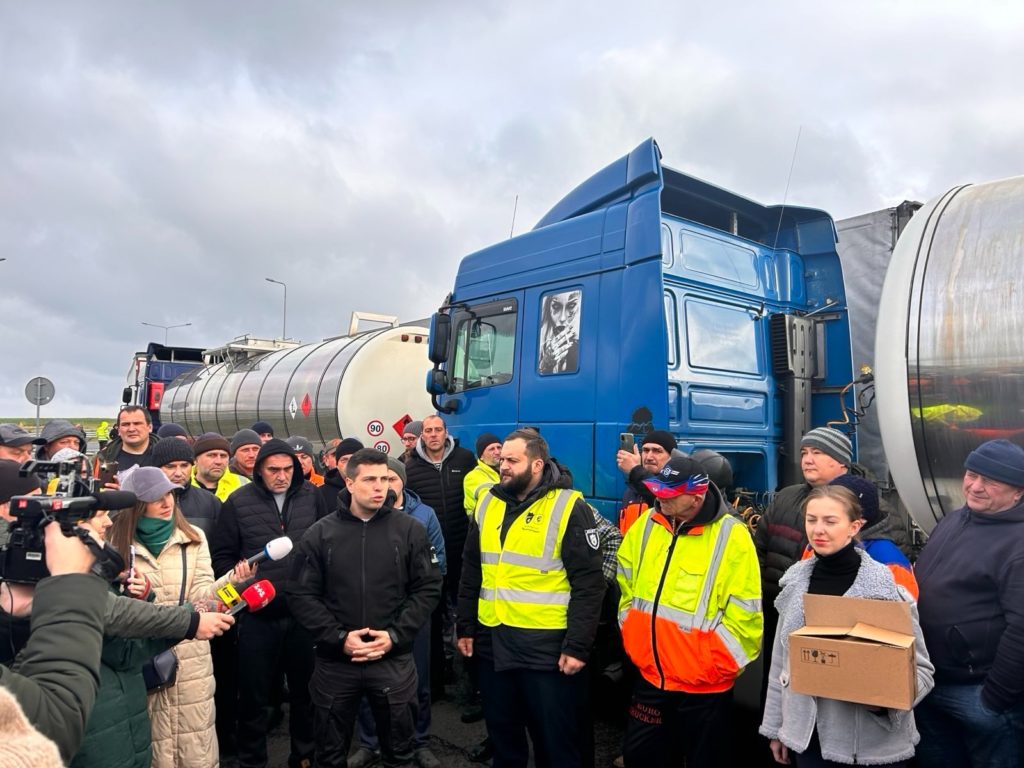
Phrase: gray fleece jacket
[{"left": 759, "top": 549, "right": 934, "bottom": 765}]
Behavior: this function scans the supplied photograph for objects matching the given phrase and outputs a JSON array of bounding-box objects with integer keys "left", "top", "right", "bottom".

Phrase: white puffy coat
[{"left": 133, "top": 524, "right": 218, "bottom": 768}]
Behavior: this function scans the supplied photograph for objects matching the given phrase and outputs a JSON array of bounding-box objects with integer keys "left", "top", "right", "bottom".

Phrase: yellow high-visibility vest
[{"left": 477, "top": 487, "right": 580, "bottom": 630}]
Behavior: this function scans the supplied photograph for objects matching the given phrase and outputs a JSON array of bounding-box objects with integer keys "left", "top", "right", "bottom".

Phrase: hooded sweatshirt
[{"left": 210, "top": 439, "right": 328, "bottom": 618}]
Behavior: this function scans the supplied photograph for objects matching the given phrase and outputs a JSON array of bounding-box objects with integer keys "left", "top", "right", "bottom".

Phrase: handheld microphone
[
  {"left": 226, "top": 579, "right": 276, "bottom": 616},
  {"left": 246, "top": 536, "right": 293, "bottom": 567}
]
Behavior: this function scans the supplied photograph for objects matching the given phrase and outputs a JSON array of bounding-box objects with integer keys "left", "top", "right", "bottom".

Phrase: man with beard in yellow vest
[{"left": 457, "top": 429, "right": 605, "bottom": 768}]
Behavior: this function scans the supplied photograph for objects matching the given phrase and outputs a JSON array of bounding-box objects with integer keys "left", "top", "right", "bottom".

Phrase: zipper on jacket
[
  {"left": 361, "top": 522, "right": 368, "bottom": 628},
  {"left": 650, "top": 530, "right": 680, "bottom": 690}
]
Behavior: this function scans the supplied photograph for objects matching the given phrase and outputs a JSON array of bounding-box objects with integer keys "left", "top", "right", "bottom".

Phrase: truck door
[
  {"left": 518, "top": 276, "right": 600, "bottom": 496},
  {"left": 445, "top": 296, "right": 523, "bottom": 446}
]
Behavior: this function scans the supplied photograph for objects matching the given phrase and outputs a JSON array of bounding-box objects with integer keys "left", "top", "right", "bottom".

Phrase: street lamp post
[
  {"left": 265, "top": 277, "right": 287, "bottom": 340},
  {"left": 141, "top": 321, "right": 192, "bottom": 345}
]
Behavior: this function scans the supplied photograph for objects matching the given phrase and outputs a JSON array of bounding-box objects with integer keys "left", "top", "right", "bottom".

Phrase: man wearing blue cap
[
  {"left": 617, "top": 455, "right": 761, "bottom": 768},
  {"left": 915, "top": 439, "right": 1024, "bottom": 768}
]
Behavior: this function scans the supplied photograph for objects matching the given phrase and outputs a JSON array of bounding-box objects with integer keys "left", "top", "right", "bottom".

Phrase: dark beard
[{"left": 500, "top": 468, "right": 532, "bottom": 498}]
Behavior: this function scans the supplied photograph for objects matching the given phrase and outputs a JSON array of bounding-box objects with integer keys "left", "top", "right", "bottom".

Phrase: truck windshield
[{"left": 450, "top": 300, "right": 517, "bottom": 392}]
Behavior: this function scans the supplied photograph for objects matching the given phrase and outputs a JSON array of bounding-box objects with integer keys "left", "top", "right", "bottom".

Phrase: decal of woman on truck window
[{"left": 538, "top": 289, "right": 581, "bottom": 374}]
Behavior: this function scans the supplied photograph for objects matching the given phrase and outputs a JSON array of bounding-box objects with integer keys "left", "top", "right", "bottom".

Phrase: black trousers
[
  {"left": 622, "top": 677, "right": 733, "bottom": 768},
  {"left": 236, "top": 613, "right": 315, "bottom": 768},
  {"left": 478, "top": 654, "right": 587, "bottom": 768},
  {"left": 210, "top": 625, "right": 239, "bottom": 748},
  {"left": 311, "top": 653, "right": 418, "bottom": 768}
]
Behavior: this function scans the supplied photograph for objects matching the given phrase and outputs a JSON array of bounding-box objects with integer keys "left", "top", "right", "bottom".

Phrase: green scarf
[{"left": 136, "top": 516, "right": 174, "bottom": 557}]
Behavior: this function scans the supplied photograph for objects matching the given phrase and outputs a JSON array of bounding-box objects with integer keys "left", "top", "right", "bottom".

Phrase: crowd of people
[{"left": 1, "top": 409, "right": 1024, "bottom": 768}]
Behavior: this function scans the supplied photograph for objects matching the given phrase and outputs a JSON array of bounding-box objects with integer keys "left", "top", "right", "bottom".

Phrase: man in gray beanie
[
  {"left": 915, "top": 439, "right": 1024, "bottom": 767},
  {"left": 230, "top": 429, "right": 262, "bottom": 481},
  {"left": 753, "top": 426, "right": 854, "bottom": 709}
]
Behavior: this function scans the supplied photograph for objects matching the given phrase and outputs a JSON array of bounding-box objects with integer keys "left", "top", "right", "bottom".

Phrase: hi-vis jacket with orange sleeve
[{"left": 616, "top": 486, "right": 763, "bottom": 693}]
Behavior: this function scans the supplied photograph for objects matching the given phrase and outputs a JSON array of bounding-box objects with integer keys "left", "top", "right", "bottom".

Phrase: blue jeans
[{"left": 915, "top": 683, "right": 1024, "bottom": 768}]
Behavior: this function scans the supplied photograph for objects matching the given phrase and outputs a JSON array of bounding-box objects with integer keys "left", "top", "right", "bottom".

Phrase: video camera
[{"left": 0, "top": 458, "right": 132, "bottom": 584}]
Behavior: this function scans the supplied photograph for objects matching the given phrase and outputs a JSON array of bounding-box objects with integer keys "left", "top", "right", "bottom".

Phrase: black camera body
[{"left": 0, "top": 460, "right": 128, "bottom": 584}]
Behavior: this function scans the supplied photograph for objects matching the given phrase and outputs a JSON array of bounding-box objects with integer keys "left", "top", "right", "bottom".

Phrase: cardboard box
[{"left": 788, "top": 593, "right": 916, "bottom": 710}]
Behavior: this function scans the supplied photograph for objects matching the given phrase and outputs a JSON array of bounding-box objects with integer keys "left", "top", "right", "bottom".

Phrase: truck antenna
[
  {"left": 771, "top": 125, "right": 803, "bottom": 253},
  {"left": 509, "top": 194, "right": 519, "bottom": 238}
]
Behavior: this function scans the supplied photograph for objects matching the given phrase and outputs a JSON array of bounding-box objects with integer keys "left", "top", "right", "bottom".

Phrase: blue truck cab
[
  {"left": 124, "top": 342, "right": 205, "bottom": 430},
  {"left": 428, "top": 138, "right": 853, "bottom": 519}
]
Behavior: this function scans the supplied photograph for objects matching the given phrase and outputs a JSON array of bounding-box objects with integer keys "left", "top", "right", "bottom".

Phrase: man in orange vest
[{"left": 617, "top": 455, "right": 762, "bottom": 768}]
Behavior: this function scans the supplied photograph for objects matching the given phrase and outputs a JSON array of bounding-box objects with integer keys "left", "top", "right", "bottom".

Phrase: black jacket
[
  {"left": 754, "top": 482, "right": 812, "bottom": 606},
  {"left": 457, "top": 461, "right": 606, "bottom": 671},
  {"left": 318, "top": 468, "right": 346, "bottom": 511},
  {"left": 404, "top": 438, "right": 476, "bottom": 564},
  {"left": 176, "top": 482, "right": 221, "bottom": 540},
  {"left": 916, "top": 498, "right": 1024, "bottom": 712},
  {"left": 211, "top": 439, "right": 328, "bottom": 618},
  {"left": 288, "top": 488, "right": 442, "bottom": 661}
]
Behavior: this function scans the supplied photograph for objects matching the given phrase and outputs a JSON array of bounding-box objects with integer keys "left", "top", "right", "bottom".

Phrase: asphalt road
[{"left": 221, "top": 680, "right": 775, "bottom": 767}]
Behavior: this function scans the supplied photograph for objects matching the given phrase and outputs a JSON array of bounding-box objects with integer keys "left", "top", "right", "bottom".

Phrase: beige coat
[{"left": 133, "top": 525, "right": 218, "bottom": 768}]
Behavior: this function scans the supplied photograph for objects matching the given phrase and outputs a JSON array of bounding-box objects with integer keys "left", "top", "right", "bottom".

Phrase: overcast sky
[{"left": 2, "top": 1, "right": 1023, "bottom": 418}]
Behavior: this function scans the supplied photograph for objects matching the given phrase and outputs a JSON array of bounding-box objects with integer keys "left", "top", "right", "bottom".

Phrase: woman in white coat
[
  {"left": 109, "top": 467, "right": 221, "bottom": 768},
  {"left": 759, "top": 484, "right": 934, "bottom": 767}
]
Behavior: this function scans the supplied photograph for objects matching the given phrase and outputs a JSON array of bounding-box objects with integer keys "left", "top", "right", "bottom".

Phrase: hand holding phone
[{"left": 98, "top": 460, "right": 119, "bottom": 486}]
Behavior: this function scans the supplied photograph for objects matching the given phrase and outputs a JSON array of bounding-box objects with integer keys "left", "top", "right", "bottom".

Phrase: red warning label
[
  {"left": 392, "top": 414, "right": 413, "bottom": 437},
  {"left": 301, "top": 394, "right": 312, "bottom": 417}
]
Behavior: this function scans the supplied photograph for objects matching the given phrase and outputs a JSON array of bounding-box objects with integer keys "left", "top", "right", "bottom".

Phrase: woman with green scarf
[{"left": 109, "top": 467, "right": 219, "bottom": 768}]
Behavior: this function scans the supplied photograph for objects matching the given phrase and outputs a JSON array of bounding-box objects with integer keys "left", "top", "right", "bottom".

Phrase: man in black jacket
[
  {"left": 152, "top": 437, "right": 221, "bottom": 538},
  {"left": 915, "top": 439, "right": 1024, "bottom": 768},
  {"left": 289, "top": 448, "right": 442, "bottom": 768},
  {"left": 457, "top": 430, "right": 605, "bottom": 768},
  {"left": 405, "top": 415, "right": 475, "bottom": 696},
  {"left": 211, "top": 439, "right": 328, "bottom": 768}
]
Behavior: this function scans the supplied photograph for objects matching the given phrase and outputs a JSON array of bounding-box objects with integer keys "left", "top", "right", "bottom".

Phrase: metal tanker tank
[
  {"left": 875, "top": 176, "right": 1024, "bottom": 534},
  {"left": 161, "top": 325, "right": 433, "bottom": 455}
]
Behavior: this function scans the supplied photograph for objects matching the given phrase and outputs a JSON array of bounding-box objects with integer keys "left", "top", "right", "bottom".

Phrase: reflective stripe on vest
[
  {"left": 630, "top": 514, "right": 755, "bottom": 665},
  {"left": 477, "top": 487, "right": 579, "bottom": 629}
]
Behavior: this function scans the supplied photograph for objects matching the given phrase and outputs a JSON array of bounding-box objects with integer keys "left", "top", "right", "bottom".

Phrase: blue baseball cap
[{"left": 643, "top": 456, "right": 711, "bottom": 499}]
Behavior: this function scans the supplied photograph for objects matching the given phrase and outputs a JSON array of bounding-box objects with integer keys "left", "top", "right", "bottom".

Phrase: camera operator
[{"left": 0, "top": 514, "right": 107, "bottom": 763}]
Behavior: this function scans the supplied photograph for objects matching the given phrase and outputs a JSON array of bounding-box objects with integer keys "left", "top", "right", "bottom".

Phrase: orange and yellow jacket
[{"left": 617, "top": 489, "right": 762, "bottom": 693}]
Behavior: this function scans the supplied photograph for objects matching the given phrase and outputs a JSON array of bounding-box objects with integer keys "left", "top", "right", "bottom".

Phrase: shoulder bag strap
[{"left": 178, "top": 544, "right": 188, "bottom": 606}]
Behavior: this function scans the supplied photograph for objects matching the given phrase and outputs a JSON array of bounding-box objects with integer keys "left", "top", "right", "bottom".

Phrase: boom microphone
[
  {"left": 226, "top": 579, "right": 276, "bottom": 616},
  {"left": 246, "top": 536, "right": 293, "bottom": 567}
]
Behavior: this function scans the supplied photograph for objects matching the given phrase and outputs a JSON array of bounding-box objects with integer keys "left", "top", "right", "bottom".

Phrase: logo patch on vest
[{"left": 585, "top": 528, "right": 600, "bottom": 550}]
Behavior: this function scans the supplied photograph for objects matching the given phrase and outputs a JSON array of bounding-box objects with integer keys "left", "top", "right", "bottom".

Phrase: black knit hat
[
  {"left": 830, "top": 474, "right": 880, "bottom": 525},
  {"left": 475, "top": 433, "right": 501, "bottom": 459},
  {"left": 335, "top": 438, "right": 364, "bottom": 461},
  {"left": 643, "top": 430, "right": 676, "bottom": 455},
  {"left": 251, "top": 421, "right": 274, "bottom": 437},
  {"left": 151, "top": 437, "right": 195, "bottom": 468}
]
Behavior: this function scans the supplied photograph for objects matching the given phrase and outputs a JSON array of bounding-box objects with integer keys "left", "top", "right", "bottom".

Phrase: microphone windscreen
[
  {"left": 265, "top": 536, "right": 294, "bottom": 561},
  {"left": 240, "top": 580, "right": 276, "bottom": 611}
]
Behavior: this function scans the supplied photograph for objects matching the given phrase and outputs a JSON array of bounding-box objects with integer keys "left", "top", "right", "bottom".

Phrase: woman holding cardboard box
[{"left": 759, "top": 485, "right": 934, "bottom": 766}]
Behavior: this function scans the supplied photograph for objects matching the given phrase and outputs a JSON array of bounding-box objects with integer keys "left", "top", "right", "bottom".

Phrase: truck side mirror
[
  {"left": 428, "top": 313, "right": 451, "bottom": 365},
  {"left": 426, "top": 369, "right": 449, "bottom": 396},
  {"left": 121, "top": 387, "right": 132, "bottom": 405}
]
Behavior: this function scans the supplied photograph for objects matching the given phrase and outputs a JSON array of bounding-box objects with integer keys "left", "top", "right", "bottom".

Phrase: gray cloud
[{"left": 2, "top": 1, "right": 1024, "bottom": 416}]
